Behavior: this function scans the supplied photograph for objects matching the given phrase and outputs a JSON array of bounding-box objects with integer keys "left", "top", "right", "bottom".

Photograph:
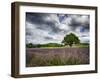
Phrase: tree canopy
[{"left": 62, "top": 33, "right": 80, "bottom": 47}]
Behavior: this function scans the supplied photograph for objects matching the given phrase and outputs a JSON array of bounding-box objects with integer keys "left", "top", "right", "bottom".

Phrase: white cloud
[
  {"left": 43, "top": 14, "right": 59, "bottom": 23},
  {"left": 26, "top": 13, "right": 89, "bottom": 44}
]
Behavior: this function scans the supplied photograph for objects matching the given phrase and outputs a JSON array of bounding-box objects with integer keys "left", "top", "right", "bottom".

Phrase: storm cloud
[{"left": 26, "top": 12, "right": 90, "bottom": 44}]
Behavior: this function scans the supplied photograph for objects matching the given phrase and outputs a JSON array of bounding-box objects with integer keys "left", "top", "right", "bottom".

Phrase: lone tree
[{"left": 62, "top": 33, "right": 80, "bottom": 47}]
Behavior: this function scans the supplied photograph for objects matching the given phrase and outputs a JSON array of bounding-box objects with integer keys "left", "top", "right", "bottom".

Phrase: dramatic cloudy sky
[{"left": 26, "top": 12, "right": 90, "bottom": 44}]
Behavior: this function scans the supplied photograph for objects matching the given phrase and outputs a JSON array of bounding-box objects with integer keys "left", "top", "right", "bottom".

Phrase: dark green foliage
[
  {"left": 62, "top": 33, "right": 80, "bottom": 47},
  {"left": 79, "top": 43, "right": 89, "bottom": 46},
  {"left": 26, "top": 43, "right": 33, "bottom": 48},
  {"left": 42, "top": 43, "right": 63, "bottom": 47},
  {"left": 26, "top": 43, "right": 64, "bottom": 48}
]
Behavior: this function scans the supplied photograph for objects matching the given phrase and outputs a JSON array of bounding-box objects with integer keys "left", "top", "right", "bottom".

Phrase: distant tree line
[{"left": 26, "top": 43, "right": 64, "bottom": 48}]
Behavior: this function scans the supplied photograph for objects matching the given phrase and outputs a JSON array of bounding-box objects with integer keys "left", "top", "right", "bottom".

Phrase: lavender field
[{"left": 26, "top": 47, "right": 89, "bottom": 67}]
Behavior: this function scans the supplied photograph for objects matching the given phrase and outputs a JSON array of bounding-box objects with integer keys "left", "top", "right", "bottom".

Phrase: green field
[{"left": 26, "top": 43, "right": 89, "bottom": 48}]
